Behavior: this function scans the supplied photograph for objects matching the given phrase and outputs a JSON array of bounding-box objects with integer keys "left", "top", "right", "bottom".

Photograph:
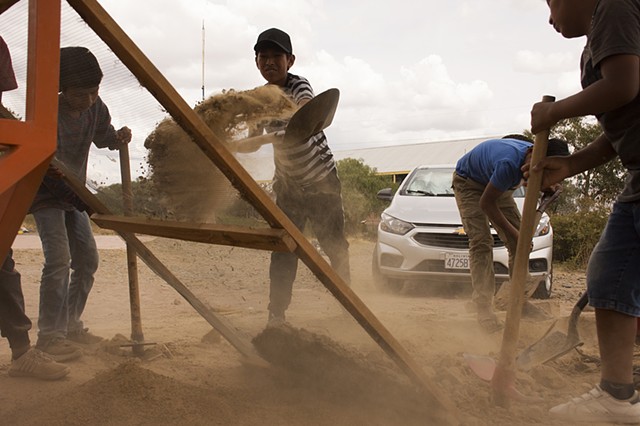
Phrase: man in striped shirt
[{"left": 252, "top": 28, "right": 350, "bottom": 326}]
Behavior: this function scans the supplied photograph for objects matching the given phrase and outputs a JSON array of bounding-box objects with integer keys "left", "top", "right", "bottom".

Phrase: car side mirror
[{"left": 377, "top": 188, "right": 394, "bottom": 201}]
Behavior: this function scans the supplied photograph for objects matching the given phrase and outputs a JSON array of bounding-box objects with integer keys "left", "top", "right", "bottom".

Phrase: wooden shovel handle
[{"left": 491, "top": 95, "right": 555, "bottom": 407}]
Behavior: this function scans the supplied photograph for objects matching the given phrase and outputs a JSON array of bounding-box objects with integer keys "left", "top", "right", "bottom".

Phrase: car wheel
[
  {"left": 371, "top": 247, "right": 405, "bottom": 293},
  {"left": 532, "top": 265, "right": 553, "bottom": 299}
]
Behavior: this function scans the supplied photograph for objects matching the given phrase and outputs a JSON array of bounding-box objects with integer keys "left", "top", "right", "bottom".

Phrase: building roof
[{"left": 237, "top": 136, "right": 499, "bottom": 181}]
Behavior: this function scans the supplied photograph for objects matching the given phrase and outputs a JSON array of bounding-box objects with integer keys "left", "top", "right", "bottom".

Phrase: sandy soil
[{"left": 0, "top": 234, "right": 616, "bottom": 425}]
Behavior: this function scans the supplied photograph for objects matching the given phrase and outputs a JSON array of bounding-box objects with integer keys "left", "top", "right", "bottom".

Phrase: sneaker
[
  {"left": 37, "top": 338, "right": 83, "bottom": 362},
  {"left": 549, "top": 385, "right": 640, "bottom": 424},
  {"left": 67, "top": 328, "right": 104, "bottom": 345},
  {"left": 8, "top": 348, "right": 70, "bottom": 380},
  {"left": 266, "top": 311, "right": 286, "bottom": 328}
]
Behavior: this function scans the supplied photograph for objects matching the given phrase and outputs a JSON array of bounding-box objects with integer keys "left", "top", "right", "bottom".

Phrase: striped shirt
[{"left": 273, "top": 73, "right": 336, "bottom": 188}]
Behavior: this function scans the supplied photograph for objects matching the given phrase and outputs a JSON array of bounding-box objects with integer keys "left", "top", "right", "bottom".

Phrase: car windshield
[
  {"left": 400, "top": 167, "right": 527, "bottom": 197},
  {"left": 402, "top": 168, "right": 455, "bottom": 196}
]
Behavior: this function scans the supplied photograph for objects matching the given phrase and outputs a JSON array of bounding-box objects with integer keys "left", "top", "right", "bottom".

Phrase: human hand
[
  {"left": 521, "top": 156, "right": 571, "bottom": 190},
  {"left": 45, "top": 164, "right": 64, "bottom": 179},
  {"left": 116, "top": 126, "right": 132, "bottom": 146},
  {"left": 530, "top": 101, "right": 558, "bottom": 134}
]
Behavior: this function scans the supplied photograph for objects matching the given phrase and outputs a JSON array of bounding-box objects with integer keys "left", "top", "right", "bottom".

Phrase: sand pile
[
  {"left": 253, "top": 324, "right": 443, "bottom": 424},
  {"left": 2, "top": 361, "right": 234, "bottom": 426},
  {"left": 144, "top": 85, "right": 296, "bottom": 222}
]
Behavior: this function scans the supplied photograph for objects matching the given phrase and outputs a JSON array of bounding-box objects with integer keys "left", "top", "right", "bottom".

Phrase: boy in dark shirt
[
  {"left": 249, "top": 28, "right": 350, "bottom": 326},
  {"left": 30, "top": 47, "right": 131, "bottom": 361},
  {"left": 527, "top": 0, "right": 640, "bottom": 421}
]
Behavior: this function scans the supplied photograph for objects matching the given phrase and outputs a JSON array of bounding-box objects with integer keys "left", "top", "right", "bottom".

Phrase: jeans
[
  {"left": 0, "top": 249, "right": 32, "bottom": 352},
  {"left": 587, "top": 201, "right": 640, "bottom": 316},
  {"left": 269, "top": 171, "right": 350, "bottom": 316},
  {"left": 452, "top": 172, "right": 520, "bottom": 308},
  {"left": 33, "top": 208, "right": 98, "bottom": 343}
]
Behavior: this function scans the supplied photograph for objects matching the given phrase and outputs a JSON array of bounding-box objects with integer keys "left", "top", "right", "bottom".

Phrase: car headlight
[
  {"left": 379, "top": 212, "right": 414, "bottom": 235},
  {"left": 534, "top": 215, "right": 551, "bottom": 237}
]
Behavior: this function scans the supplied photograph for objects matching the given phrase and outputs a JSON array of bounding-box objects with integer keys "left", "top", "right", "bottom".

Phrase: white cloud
[{"left": 0, "top": 0, "right": 589, "bottom": 184}]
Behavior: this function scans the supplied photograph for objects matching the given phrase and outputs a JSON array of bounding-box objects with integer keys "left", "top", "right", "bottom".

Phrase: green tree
[
  {"left": 95, "top": 177, "right": 169, "bottom": 218},
  {"left": 336, "top": 158, "right": 394, "bottom": 235}
]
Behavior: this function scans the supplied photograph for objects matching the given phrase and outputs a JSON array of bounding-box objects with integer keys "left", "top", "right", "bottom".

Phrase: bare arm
[
  {"left": 480, "top": 183, "right": 519, "bottom": 243},
  {"left": 522, "top": 133, "right": 617, "bottom": 189},
  {"left": 531, "top": 54, "right": 640, "bottom": 133}
]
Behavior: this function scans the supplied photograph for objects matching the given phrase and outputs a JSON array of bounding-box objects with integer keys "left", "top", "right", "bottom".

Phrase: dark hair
[
  {"left": 59, "top": 47, "right": 103, "bottom": 90},
  {"left": 546, "top": 138, "right": 570, "bottom": 157},
  {"left": 502, "top": 134, "right": 533, "bottom": 142}
]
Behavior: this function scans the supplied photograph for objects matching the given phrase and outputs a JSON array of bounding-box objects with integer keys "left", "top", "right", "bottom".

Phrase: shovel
[
  {"left": 235, "top": 88, "right": 340, "bottom": 153},
  {"left": 516, "top": 291, "right": 588, "bottom": 370},
  {"left": 465, "top": 292, "right": 588, "bottom": 384}
]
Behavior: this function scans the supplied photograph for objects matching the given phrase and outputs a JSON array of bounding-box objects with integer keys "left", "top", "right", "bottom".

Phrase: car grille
[{"left": 412, "top": 232, "right": 505, "bottom": 249}]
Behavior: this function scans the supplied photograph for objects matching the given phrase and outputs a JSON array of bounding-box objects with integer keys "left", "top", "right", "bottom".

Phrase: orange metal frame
[{"left": 0, "top": 0, "right": 60, "bottom": 259}]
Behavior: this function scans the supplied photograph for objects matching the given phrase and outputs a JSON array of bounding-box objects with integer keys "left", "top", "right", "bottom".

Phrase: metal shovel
[
  {"left": 465, "top": 292, "right": 588, "bottom": 383},
  {"left": 516, "top": 291, "right": 588, "bottom": 371},
  {"left": 235, "top": 88, "right": 340, "bottom": 153}
]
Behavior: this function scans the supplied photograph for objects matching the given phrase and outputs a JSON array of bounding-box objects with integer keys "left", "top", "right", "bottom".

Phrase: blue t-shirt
[{"left": 455, "top": 138, "right": 532, "bottom": 192}]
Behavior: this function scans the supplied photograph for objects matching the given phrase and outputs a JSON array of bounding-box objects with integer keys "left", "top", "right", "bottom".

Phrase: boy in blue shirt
[{"left": 453, "top": 135, "right": 568, "bottom": 333}]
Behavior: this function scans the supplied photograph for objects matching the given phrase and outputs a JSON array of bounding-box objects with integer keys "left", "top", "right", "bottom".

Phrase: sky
[{"left": 1, "top": 0, "right": 587, "bottom": 186}]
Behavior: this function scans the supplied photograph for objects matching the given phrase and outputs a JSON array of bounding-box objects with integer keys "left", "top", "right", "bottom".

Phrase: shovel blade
[
  {"left": 516, "top": 330, "right": 581, "bottom": 371},
  {"left": 463, "top": 353, "right": 497, "bottom": 381},
  {"left": 284, "top": 88, "right": 339, "bottom": 143}
]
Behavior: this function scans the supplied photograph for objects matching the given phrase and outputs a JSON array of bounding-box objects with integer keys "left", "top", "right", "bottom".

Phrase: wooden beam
[
  {"left": 0, "top": 0, "right": 59, "bottom": 261},
  {"left": 91, "top": 214, "right": 297, "bottom": 253}
]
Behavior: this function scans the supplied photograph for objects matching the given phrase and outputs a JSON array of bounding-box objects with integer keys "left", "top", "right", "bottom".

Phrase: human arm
[
  {"left": 235, "top": 130, "right": 284, "bottom": 153},
  {"left": 531, "top": 54, "right": 640, "bottom": 133},
  {"left": 479, "top": 183, "right": 519, "bottom": 243},
  {"left": 522, "top": 133, "right": 617, "bottom": 189}
]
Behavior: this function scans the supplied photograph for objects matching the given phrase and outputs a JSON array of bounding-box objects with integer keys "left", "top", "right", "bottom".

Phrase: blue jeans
[
  {"left": 33, "top": 208, "right": 98, "bottom": 343},
  {"left": 587, "top": 201, "right": 640, "bottom": 316},
  {"left": 0, "top": 249, "right": 32, "bottom": 352}
]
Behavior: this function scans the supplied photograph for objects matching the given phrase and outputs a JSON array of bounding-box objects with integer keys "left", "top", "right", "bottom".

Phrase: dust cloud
[{"left": 143, "top": 85, "right": 296, "bottom": 222}]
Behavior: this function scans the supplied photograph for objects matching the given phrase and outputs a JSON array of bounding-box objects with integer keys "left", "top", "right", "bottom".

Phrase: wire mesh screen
[{"left": 0, "top": 0, "right": 296, "bottom": 225}]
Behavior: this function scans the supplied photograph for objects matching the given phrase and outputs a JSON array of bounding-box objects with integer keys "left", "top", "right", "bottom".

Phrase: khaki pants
[{"left": 452, "top": 172, "right": 521, "bottom": 309}]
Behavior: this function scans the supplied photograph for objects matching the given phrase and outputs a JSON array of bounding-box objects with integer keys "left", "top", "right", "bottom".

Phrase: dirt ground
[{"left": 0, "top": 234, "right": 618, "bottom": 425}]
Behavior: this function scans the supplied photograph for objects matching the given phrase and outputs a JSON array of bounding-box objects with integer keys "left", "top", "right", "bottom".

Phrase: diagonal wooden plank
[
  {"left": 65, "top": 1, "right": 458, "bottom": 418},
  {"left": 91, "top": 214, "right": 297, "bottom": 253}
]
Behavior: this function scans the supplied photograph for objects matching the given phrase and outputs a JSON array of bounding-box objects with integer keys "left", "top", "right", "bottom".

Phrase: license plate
[{"left": 444, "top": 252, "right": 469, "bottom": 270}]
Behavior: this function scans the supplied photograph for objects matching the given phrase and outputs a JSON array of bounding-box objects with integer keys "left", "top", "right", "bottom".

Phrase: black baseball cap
[{"left": 254, "top": 28, "right": 293, "bottom": 54}]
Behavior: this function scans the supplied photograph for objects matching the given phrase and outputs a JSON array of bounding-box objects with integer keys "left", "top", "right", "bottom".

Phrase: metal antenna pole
[{"left": 201, "top": 19, "right": 205, "bottom": 101}]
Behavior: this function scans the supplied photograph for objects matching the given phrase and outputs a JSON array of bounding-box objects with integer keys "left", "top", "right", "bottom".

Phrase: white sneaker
[{"left": 549, "top": 385, "right": 640, "bottom": 424}]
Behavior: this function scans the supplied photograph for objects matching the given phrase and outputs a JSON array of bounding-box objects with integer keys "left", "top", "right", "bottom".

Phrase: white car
[{"left": 372, "top": 165, "right": 554, "bottom": 297}]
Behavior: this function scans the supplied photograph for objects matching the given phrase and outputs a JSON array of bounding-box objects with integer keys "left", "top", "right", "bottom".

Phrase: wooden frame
[
  {"left": 55, "top": 0, "right": 455, "bottom": 422},
  {"left": 0, "top": 0, "right": 60, "bottom": 261}
]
